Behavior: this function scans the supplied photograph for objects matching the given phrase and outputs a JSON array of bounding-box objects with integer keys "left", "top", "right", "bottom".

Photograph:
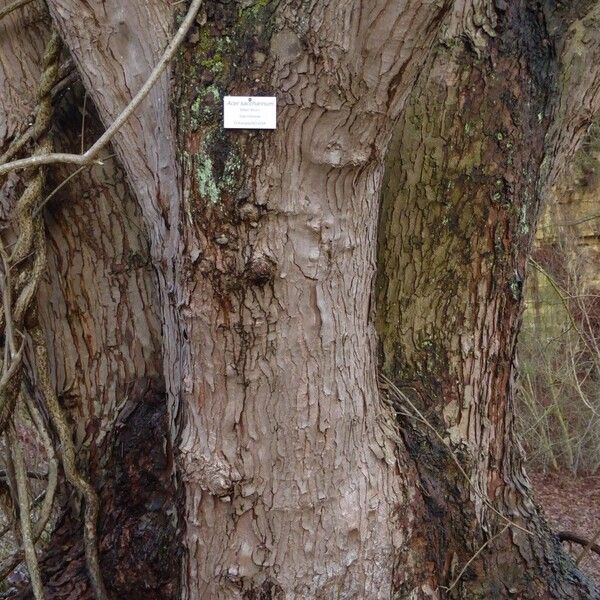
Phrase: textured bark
[
  {"left": 31, "top": 94, "right": 179, "bottom": 600},
  {"left": 171, "top": 2, "right": 459, "bottom": 596},
  {"left": 1, "top": 4, "right": 179, "bottom": 597},
  {"left": 44, "top": 0, "right": 455, "bottom": 597},
  {"left": 543, "top": 1, "right": 600, "bottom": 193},
  {"left": 0, "top": 1, "right": 48, "bottom": 146},
  {"left": 376, "top": 1, "right": 600, "bottom": 598},
  {"left": 2, "top": 0, "right": 600, "bottom": 598},
  {"left": 1, "top": 2, "right": 163, "bottom": 455},
  {"left": 43, "top": 0, "right": 188, "bottom": 464}
]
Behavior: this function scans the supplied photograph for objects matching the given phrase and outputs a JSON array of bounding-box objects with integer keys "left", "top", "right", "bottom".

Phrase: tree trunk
[
  {"left": 44, "top": 0, "right": 454, "bottom": 596},
  {"left": 1, "top": 0, "right": 600, "bottom": 598},
  {"left": 376, "top": 1, "right": 599, "bottom": 597},
  {"left": 1, "top": 6, "right": 179, "bottom": 598}
]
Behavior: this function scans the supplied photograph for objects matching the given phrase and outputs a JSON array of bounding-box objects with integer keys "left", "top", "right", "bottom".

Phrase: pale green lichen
[
  {"left": 221, "top": 153, "right": 242, "bottom": 192},
  {"left": 185, "top": 133, "right": 244, "bottom": 204},
  {"left": 190, "top": 85, "right": 221, "bottom": 130},
  {"left": 196, "top": 155, "right": 220, "bottom": 204},
  {"left": 201, "top": 56, "right": 225, "bottom": 74},
  {"left": 510, "top": 275, "right": 523, "bottom": 301},
  {"left": 176, "top": 0, "right": 274, "bottom": 209},
  {"left": 519, "top": 201, "right": 530, "bottom": 235},
  {"left": 240, "top": 0, "right": 271, "bottom": 19}
]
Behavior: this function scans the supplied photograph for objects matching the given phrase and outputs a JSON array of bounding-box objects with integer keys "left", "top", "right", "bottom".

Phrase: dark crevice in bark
[
  {"left": 97, "top": 378, "right": 181, "bottom": 600},
  {"left": 242, "top": 578, "right": 285, "bottom": 600},
  {"left": 13, "top": 378, "right": 180, "bottom": 600},
  {"left": 542, "top": 0, "right": 598, "bottom": 37}
]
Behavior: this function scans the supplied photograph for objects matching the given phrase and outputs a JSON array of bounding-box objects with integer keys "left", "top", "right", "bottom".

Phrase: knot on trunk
[
  {"left": 245, "top": 255, "right": 276, "bottom": 285},
  {"left": 180, "top": 452, "right": 242, "bottom": 498}
]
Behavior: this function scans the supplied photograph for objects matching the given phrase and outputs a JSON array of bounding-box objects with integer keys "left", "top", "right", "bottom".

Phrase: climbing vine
[
  {"left": 0, "top": 0, "right": 203, "bottom": 596},
  {"left": 0, "top": 26, "right": 107, "bottom": 600}
]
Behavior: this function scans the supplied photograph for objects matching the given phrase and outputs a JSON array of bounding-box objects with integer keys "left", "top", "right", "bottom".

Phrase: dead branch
[{"left": 558, "top": 531, "right": 600, "bottom": 558}]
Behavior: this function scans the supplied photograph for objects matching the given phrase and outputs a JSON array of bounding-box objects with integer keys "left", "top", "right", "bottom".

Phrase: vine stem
[{"left": 8, "top": 422, "right": 45, "bottom": 600}]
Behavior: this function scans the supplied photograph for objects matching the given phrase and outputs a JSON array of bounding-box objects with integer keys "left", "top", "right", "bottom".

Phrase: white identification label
[{"left": 223, "top": 96, "right": 277, "bottom": 129}]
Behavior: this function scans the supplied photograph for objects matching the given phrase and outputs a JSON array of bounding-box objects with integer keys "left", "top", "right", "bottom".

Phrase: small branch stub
[
  {"left": 238, "top": 202, "right": 259, "bottom": 224},
  {"left": 245, "top": 256, "right": 276, "bottom": 285}
]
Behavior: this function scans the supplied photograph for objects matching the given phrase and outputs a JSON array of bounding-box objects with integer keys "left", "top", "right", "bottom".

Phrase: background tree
[{"left": 0, "top": 0, "right": 599, "bottom": 599}]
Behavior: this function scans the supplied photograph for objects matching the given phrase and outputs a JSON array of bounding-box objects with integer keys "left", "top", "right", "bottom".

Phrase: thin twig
[
  {"left": 80, "top": 92, "right": 88, "bottom": 155},
  {"left": 537, "top": 213, "right": 600, "bottom": 229},
  {"left": 0, "top": 245, "right": 16, "bottom": 357},
  {"left": 528, "top": 258, "right": 592, "bottom": 355},
  {"left": 441, "top": 525, "right": 510, "bottom": 593},
  {"left": 557, "top": 531, "right": 600, "bottom": 558},
  {"left": 0, "top": 0, "right": 203, "bottom": 177},
  {"left": 574, "top": 529, "right": 600, "bottom": 564},
  {"left": 32, "top": 153, "right": 117, "bottom": 218},
  {"left": 0, "top": 244, "right": 26, "bottom": 433},
  {"left": 22, "top": 386, "right": 58, "bottom": 541}
]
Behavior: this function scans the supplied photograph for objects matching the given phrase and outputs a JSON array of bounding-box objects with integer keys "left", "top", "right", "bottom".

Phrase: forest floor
[{"left": 532, "top": 471, "right": 600, "bottom": 585}]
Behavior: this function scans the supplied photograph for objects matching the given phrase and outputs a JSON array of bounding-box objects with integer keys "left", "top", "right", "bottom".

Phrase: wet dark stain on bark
[{"left": 14, "top": 378, "right": 180, "bottom": 600}]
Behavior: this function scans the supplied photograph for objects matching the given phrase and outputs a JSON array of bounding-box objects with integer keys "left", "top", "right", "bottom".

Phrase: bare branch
[{"left": 558, "top": 530, "right": 600, "bottom": 557}]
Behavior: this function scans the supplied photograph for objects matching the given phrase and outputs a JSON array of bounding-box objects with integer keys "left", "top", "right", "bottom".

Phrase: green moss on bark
[{"left": 175, "top": 0, "right": 276, "bottom": 216}]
